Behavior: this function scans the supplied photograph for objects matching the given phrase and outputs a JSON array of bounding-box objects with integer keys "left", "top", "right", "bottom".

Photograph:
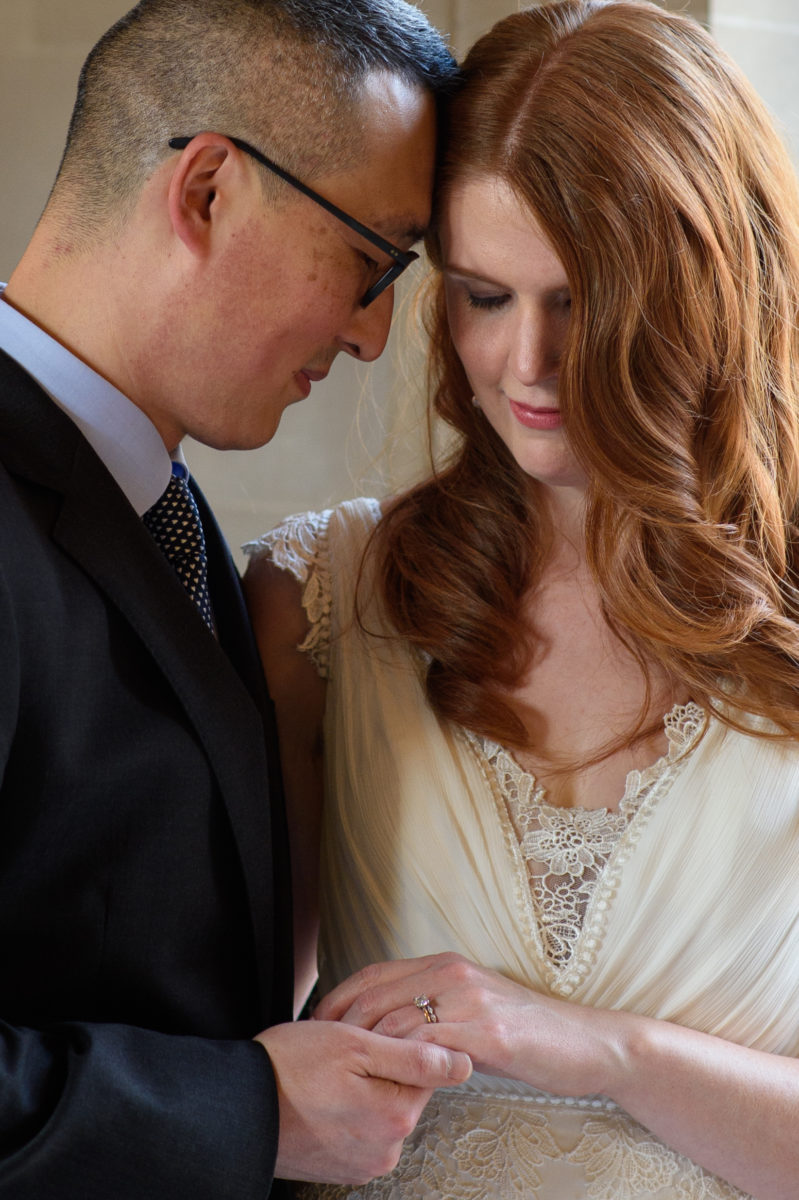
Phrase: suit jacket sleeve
[
  {"left": 0, "top": 1019, "right": 281, "bottom": 1199},
  {"left": 0, "top": 361, "right": 293, "bottom": 1199}
]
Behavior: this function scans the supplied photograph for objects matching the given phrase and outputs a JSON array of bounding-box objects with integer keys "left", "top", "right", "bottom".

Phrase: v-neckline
[{"left": 463, "top": 702, "right": 707, "bottom": 994}]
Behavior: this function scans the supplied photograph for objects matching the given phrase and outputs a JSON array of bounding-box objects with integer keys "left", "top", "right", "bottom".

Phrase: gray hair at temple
[{"left": 50, "top": 0, "right": 458, "bottom": 236}]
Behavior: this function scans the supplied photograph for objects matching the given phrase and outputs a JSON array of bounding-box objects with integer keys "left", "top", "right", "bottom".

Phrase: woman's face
[{"left": 441, "top": 176, "right": 587, "bottom": 499}]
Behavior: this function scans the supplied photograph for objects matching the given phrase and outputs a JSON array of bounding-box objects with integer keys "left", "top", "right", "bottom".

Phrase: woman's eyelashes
[
  {"left": 466, "top": 291, "right": 511, "bottom": 311},
  {"left": 461, "top": 285, "right": 572, "bottom": 315}
]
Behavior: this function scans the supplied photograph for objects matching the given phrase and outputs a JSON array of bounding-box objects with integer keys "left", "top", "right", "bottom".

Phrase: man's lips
[{"left": 295, "top": 367, "right": 329, "bottom": 398}]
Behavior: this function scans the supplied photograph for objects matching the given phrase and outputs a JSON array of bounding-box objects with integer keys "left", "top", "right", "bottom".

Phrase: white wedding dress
[{"left": 245, "top": 498, "right": 799, "bottom": 1200}]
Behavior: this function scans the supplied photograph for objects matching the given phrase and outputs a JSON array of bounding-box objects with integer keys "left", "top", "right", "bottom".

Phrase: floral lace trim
[
  {"left": 242, "top": 509, "right": 334, "bottom": 678},
  {"left": 294, "top": 1089, "right": 747, "bottom": 1199},
  {"left": 464, "top": 702, "right": 706, "bottom": 991}
]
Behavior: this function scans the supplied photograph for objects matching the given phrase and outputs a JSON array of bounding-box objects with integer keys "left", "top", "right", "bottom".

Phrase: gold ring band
[{"left": 413, "top": 993, "right": 438, "bottom": 1023}]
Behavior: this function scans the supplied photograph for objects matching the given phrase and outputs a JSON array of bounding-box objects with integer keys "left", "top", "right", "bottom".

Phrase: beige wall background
[{"left": 2, "top": 0, "right": 796, "bottom": 563}]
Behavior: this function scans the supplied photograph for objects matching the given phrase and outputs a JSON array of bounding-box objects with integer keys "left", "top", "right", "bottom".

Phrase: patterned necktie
[{"left": 143, "top": 465, "right": 215, "bottom": 632}]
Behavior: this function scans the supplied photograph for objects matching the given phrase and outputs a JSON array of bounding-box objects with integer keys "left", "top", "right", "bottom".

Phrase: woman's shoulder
[
  {"left": 242, "top": 499, "right": 385, "bottom": 679},
  {"left": 242, "top": 497, "right": 383, "bottom": 582}
]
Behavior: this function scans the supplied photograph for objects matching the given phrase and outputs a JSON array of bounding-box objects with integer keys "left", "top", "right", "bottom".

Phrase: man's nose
[{"left": 337, "top": 287, "right": 395, "bottom": 362}]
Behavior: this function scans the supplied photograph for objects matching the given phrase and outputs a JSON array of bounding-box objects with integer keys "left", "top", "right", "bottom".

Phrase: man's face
[{"left": 153, "top": 72, "right": 437, "bottom": 451}]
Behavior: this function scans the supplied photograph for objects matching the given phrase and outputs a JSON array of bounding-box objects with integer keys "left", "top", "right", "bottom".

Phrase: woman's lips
[{"left": 509, "top": 399, "right": 562, "bottom": 430}]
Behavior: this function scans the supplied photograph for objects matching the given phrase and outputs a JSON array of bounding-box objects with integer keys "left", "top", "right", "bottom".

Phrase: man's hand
[{"left": 255, "top": 1018, "right": 472, "bottom": 1184}]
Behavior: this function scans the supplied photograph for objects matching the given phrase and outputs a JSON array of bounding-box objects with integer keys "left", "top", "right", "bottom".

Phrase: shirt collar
[{"left": 0, "top": 286, "right": 179, "bottom": 514}]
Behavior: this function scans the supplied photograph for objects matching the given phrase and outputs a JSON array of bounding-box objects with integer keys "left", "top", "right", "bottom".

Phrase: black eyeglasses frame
[{"left": 169, "top": 135, "right": 420, "bottom": 307}]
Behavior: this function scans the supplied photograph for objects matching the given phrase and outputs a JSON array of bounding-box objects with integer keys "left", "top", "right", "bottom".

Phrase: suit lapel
[{"left": 195, "top": 485, "right": 294, "bottom": 1019}]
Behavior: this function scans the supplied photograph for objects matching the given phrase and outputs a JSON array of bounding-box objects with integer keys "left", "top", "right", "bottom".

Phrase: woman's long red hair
[{"left": 371, "top": 0, "right": 799, "bottom": 748}]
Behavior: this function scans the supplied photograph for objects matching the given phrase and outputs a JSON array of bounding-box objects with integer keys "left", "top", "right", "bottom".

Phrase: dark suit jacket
[{"left": 0, "top": 349, "right": 293, "bottom": 1197}]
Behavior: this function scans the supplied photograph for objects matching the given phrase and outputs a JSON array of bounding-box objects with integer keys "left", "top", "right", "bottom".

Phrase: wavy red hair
[{"left": 371, "top": 0, "right": 799, "bottom": 748}]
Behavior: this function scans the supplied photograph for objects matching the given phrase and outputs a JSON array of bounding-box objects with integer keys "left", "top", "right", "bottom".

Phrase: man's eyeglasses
[{"left": 169, "top": 135, "right": 420, "bottom": 307}]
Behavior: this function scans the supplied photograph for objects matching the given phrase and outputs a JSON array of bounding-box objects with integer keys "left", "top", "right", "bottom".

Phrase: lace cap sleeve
[{"left": 243, "top": 510, "right": 333, "bottom": 679}]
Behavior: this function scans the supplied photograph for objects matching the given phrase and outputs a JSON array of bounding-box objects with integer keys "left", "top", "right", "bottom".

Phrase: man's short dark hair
[{"left": 52, "top": 0, "right": 458, "bottom": 234}]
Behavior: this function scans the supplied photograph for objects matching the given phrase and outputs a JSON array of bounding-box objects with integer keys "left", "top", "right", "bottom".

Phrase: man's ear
[{"left": 166, "top": 134, "right": 241, "bottom": 254}]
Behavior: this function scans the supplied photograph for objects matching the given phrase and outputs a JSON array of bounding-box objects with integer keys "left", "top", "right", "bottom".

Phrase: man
[{"left": 0, "top": 1, "right": 468, "bottom": 1196}]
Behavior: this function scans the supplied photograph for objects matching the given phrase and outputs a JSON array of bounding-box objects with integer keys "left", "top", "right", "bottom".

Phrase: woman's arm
[
  {"left": 315, "top": 951, "right": 799, "bottom": 1199},
  {"left": 243, "top": 555, "right": 326, "bottom": 1016}
]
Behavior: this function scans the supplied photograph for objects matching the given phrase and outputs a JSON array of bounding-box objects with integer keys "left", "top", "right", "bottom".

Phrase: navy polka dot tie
[{"left": 143, "top": 467, "right": 215, "bottom": 632}]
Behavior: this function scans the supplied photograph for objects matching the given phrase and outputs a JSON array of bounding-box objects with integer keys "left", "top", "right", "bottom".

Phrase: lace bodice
[{"left": 467, "top": 703, "right": 706, "bottom": 969}]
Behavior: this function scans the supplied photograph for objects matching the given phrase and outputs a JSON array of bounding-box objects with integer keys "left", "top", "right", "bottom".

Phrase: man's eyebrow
[
  {"left": 403, "top": 223, "right": 428, "bottom": 246},
  {"left": 372, "top": 217, "right": 428, "bottom": 247}
]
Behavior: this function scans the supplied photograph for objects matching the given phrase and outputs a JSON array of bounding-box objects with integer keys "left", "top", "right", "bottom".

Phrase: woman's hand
[
  {"left": 315, "top": 951, "right": 799, "bottom": 1199},
  {"left": 313, "top": 951, "right": 627, "bottom": 1098}
]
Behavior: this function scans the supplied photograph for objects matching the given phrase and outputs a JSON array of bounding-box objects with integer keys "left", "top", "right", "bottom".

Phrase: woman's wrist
[{"left": 561, "top": 1001, "right": 649, "bottom": 1101}]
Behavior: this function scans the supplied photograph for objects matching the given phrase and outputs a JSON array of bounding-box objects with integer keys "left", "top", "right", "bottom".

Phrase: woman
[{"left": 244, "top": 2, "right": 799, "bottom": 1196}]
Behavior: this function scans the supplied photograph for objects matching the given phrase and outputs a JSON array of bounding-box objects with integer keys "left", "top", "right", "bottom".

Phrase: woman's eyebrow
[{"left": 444, "top": 265, "right": 508, "bottom": 286}]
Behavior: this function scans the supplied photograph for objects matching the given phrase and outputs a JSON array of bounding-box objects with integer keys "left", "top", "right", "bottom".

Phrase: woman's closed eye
[{"left": 466, "top": 291, "right": 511, "bottom": 311}]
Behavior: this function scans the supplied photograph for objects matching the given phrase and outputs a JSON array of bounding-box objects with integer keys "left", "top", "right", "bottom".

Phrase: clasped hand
[
  {"left": 260, "top": 952, "right": 630, "bottom": 1185},
  {"left": 256, "top": 1008, "right": 472, "bottom": 1184},
  {"left": 313, "top": 951, "right": 625, "bottom": 1100}
]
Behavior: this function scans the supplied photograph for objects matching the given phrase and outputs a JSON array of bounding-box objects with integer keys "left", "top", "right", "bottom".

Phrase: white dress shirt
[{"left": 0, "top": 286, "right": 181, "bottom": 514}]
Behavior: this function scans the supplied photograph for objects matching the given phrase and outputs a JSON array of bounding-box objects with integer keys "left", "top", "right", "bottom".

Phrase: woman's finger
[{"left": 313, "top": 953, "right": 454, "bottom": 1022}]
